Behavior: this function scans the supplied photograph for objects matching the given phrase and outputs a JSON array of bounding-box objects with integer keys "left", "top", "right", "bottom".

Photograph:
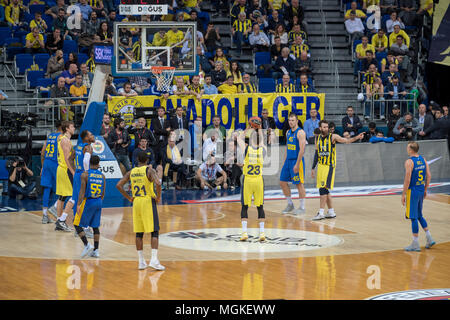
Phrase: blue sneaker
[{"left": 425, "top": 237, "right": 436, "bottom": 249}]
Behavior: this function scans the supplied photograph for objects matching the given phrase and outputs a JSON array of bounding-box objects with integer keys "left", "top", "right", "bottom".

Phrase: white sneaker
[
  {"left": 149, "top": 260, "right": 165, "bottom": 271},
  {"left": 324, "top": 211, "right": 336, "bottom": 219},
  {"left": 84, "top": 227, "right": 94, "bottom": 239},
  {"left": 293, "top": 207, "right": 306, "bottom": 215},
  {"left": 138, "top": 261, "right": 148, "bottom": 270},
  {"left": 81, "top": 243, "right": 94, "bottom": 258},
  {"left": 48, "top": 206, "right": 58, "bottom": 219},
  {"left": 90, "top": 249, "right": 99, "bottom": 258},
  {"left": 282, "top": 203, "right": 295, "bottom": 214},
  {"left": 312, "top": 212, "right": 325, "bottom": 221}
]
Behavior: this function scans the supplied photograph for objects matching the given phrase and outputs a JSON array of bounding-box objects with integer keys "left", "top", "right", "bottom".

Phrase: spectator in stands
[
  {"left": 389, "top": 23, "right": 410, "bottom": 48},
  {"left": 100, "top": 113, "right": 112, "bottom": 141},
  {"left": 45, "top": 28, "right": 64, "bottom": 55},
  {"left": 90, "top": 0, "right": 106, "bottom": 18},
  {"left": 261, "top": 108, "right": 276, "bottom": 144},
  {"left": 390, "top": 35, "right": 410, "bottom": 69},
  {"left": 97, "top": 21, "right": 113, "bottom": 43},
  {"left": 362, "top": 122, "right": 380, "bottom": 142},
  {"left": 385, "top": 75, "right": 407, "bottom": 114},
  {"left": 188, "top": 75, "right": 204, "bottom": 100},
  {"left": 30, "top": 11, "right": 47, "bottom": 34},
  {"left": 365, "top": 76, "right": 385, "bottom": 120},
  {"left": 276, "top": 74, "right": 296, "bottom": 93},
  {"left": 61, "top": 63, "right": 78, "bottom": 89},
  {"left": 118, "top": 82, "right": 138, "bottom": 97},
  {"left": 270, "top": 24, "right": 288, "bottom": 45},
  {"left": 172, "top": 77, "right": 190, "bottom": 96},
  {"left": 85, "top": 11, "right": 101, "bottom": 38},
  {"left": 202, "top": 129, "right": 218, "bottom": 162},
  {"left": 77, "top": 0, "right": 93, "bottom": 21},
  {"left": 70, "top": 74, "right": 88, "bottom": 105},
  {"left": 372, "top": 29, "right": 388, "bottom": 53},
  {"left": 417, "top": 0, "right": 434, "bottom": 18},
  {"left": 25, "top": 27, "right": 45, "bottom": 54},
  {"left": 204, "top": 74, "right": 218, "bottom": 94},
  {"left": 345, "top": 10, "right": 364, "bottom": 50},
  {"left": 393, "top": 112, "right": 420, "bottom": 140},
  {"left": 361, "top": 50, "right": 378, "bottom": 73},
  {"left": 204, "top": 23, "right": 221, "bottom": 53},
  {"left": 267, "top": 10, "right": 285, "bottom": 35},
  {"left": 68, "top": 13, "right": 86, "bottom": 43},
  {"left": 104, "top": 76, "right": 117, "bottom": 101},
  {"left": 47, "top": 50, "right": 65, "bottom": 79},
  {"left": 249, "top": 0, "right": 268, "bottom": 21},
  {"left": 380, "top": 0, "right": 398, "bottom": 15},
  {"left": 197, "top": 46, "right": 212, "bottom": 74},
  {"left": 205, "top": 115, "right": 226, "bottom": 142},
  {"left": 270, "top": 36, "right": 287, "bottom": 61},
  {"left": 46, "top": 0, "right": 68, "bottom": 19},
  {"left": 5, "top": 0, "right": 26, "bottom": 30},
  {"left": 227, "top": 61, "right": 243, "bottom": 85},
  {"left": 53, "top": 10, "right": 70, "bottom": 41},
  {"left": 298, "top": 73, "right": 316, "bottom": 93},
  {"left": 354, "top": 36, "right": 375, "bottom": 82},
  {"left": 344, "top": 2, "right": 366, "bottom": 20},
  {"left": 153, "top": 107, "right": 171, "bottom": 166},
  {"left": 303, "top": 108, "right": 320, "bottom": 142},
  {"left": 64, "top": 53, "right": 79, "bottom": 71},
  {"left": 129, "top": 76, "right": 150, "bottom": 95},
  {"left": 80, "top": 63, "right": 93, "bottom": 89},
  {"left": 381, "top": 51, "right": 399, "bottom": 73},
  {"left": 418, "top": 107, "right": 449, "bottom": 140},
  {"left": 218, "top": 76, "right": 238, "bottom": 94},
  {"left": 131, "top": 137, "right": 155, "bottom": 168},
  {"left": 285, "top": 0, "right": 306, "bottom": 30},
  {"left": 232, "top": 12, "right": 252, "bottom": 54},
  {"left": 106, "top": 10, "right": 117, "bottom": 31},
  {"left": 290, "top": 35, "right": 309, "bottom": 59},
  {"left": 164, "top": 136, "right": 188, "bottom": 190},
  {"left": 230, "top": 0, "right": 249, "bottom": 21},
  {"left": 211, "top": 61, "right": 227, "bottom": 87},
  {"left": 128, "top": 117, "right": 154, "bottom": 150},
  {"left": 416, "top": 103, "right": 434, "bottom": 140},
  {"left": 196, "top": 155, "right": 228, "bottom": 190},
  {"left": 169, "top": 106, "right": 189, "bottom": 141},
  {"left": 224, "top": 139, "right": 243, "bottom": 190},
  {"left": 46, "top": 76, "right": 71, "bottom": 120},
  {"left": 295, "top": 50, "right": 312, "bottom": 77},
  {"left": 288, "top": 23, "right": 307, "bottom": 45},
  {"left": 398, "top": 0, "right": 419, "bottom": 26},
  {"left": 369, "top": 131, "right": 394, "bottom": 143},
  {"left": 443, "top": 105, "right": 449, "bottom": 119},
  {"left": 342, "top": 105, "right": 363, "bottom": 137},
  {"left": 381, "top": 63, "right": 401, "bottom": 86},
  {"left": 387, "top": 104, "right": 401, "bottom": 138},
  {"left": 8, "top": 157, "right": 36, "bottom": 200},
  {"left": 210, "top": 47, "right": 230, "bottom": 72},
  {"left": 273, "top": 47, "right": 296, "bottom": 79},
  {"left": 238, "top": 73, "right": 257, "bottom": 93},
  {"left": 108, "top": 118, "right": 131, "bottom": 174},
  {"left": 249, "top": 23, "right": 270, "bottom": 52}
]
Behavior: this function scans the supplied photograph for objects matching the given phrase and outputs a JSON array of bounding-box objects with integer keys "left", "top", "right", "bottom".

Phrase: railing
[{"left": 2, "top": 64, "right": 17, "bottom": 92}]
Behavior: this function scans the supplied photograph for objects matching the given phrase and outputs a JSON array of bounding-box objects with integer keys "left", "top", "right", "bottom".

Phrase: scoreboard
[{"left": 119, "top": 0, "right": 170, "bottom": 15}]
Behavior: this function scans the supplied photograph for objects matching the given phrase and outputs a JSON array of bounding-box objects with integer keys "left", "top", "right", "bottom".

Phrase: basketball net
[{"left": 151, "top": 66, "right": 175, "bottom": 92}]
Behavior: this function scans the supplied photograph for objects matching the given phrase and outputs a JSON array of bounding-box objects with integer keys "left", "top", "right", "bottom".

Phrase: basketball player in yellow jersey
[
  {"left": 116, "top": 151, "right": 164, "bottom": 271},
  {"left": 237, "top": 127, "right": 267, "bottom": 242},
  {"left": 55, "top": 121, "right": 76, "bottom": 232},
  {"left": 311, "top": 120, "right": 364, "bottom": 220}
]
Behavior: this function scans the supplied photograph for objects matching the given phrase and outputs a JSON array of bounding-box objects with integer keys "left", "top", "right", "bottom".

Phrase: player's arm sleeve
[
  {"left": 312, "top": 150, "right": 318, "bottom": 169},
  {"left": 83, "top": 151, "right": 91, "bottom": 171}
]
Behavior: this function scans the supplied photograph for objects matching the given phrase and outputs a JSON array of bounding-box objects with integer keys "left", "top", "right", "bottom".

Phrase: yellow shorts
[
  {"left": 133, "top": 197, "right": 159, "bottom": 233},
  {"left": 316, "top": 164, "right": 335, "bottom": 190},
  {"left": 241, "top": 176, "right": 264, "bottom": 207},
  {"left": 56, "top": 166, "right": 73, "bottom": 196}
]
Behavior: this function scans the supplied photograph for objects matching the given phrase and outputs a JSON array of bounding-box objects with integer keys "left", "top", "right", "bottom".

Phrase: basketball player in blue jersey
[
  {"left": 401, "top": 141, "right": 435, "bottom": 252},
  {"left": 280, "top": 113, "right": 307, "bottom": 214},
  {"left": 74, "top": 155, "right": 106, "bottom": 258},
  {"left": 40, "top": 120, "right": 62, "bottom": 224},
  {"left": 72, "top": 130, "right": 95, "bottom": 238}
]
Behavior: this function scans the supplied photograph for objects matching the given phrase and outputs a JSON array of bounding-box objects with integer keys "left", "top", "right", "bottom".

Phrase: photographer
[
  {"left": 8, "top": 157, "right": 37, "bottom": 200},
  {"left": 107, "top": 118, "right": 131, "bottom": 174},
  {"left": 393, "top": 112, "right": 420, "bottom": 141}
]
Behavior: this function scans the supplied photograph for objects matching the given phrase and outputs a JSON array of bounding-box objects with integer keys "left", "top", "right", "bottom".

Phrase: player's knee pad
[
  {"left": 74, "top": 225, "right": 84, "bottom": 234},
  {"left": 92, "top": 228, "right": 100, "bottom": 235},
  {"left": 136, "top": 232, "right": 144, "bottom": 238},
  {"left": 257, "top": 206, "right": 265, "bottom": 219},
  {"left": 241, "top": 205, "right": 248, "bottom": 219},
  {"left": 58, "top": 196, "right": 68, "bottom": 202},
  {"left": 151, "top": 231, "right": 159, "bottom": 238},
  {"left": 319, "top": 188, "right": 329, "bottom": 196}
]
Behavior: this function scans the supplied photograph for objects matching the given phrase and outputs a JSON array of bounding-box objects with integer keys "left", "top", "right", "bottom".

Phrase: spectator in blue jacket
[
  {"left": 369, "top": 131, "right": 395, "bottom": 143},
  {"left": 303, "top": 108, "right": 320, "bottom": 142}
]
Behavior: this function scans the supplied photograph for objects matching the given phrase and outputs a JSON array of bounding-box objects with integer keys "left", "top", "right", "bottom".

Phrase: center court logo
[{"left": 159, "top": 228, "right": 343, "bottom": 253}]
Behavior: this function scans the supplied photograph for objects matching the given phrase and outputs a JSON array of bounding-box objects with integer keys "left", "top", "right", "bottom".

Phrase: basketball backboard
[{"left": 112, "top": 21, "right": 198, "bottom": 77}]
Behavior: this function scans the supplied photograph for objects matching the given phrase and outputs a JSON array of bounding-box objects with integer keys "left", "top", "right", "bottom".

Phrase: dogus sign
[{"left": 119, "top": 4, "right": 168, "bottom": 15}]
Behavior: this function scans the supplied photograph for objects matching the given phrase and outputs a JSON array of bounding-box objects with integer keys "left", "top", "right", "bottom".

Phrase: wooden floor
[{"left": 0, "top": 194, "right": 449, "bottom": 300}]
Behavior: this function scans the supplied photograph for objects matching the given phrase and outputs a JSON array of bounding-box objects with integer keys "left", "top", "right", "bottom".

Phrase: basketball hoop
[{"left": 151, "top": 66, "right": 175, "bottom": 93}]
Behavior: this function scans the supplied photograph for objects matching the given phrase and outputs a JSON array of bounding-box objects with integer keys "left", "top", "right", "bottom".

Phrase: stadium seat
[
  {"left": 3, "top": 37, "right": 20, "bottom": 47},
  {"left": 376, "top": 52, "right": 387, "bottom": 63},
  {"left": 346, "top": 2, "right": 362, "bottom": 10},
  {"left": 142, "top": 88, "right": 153, "bottom": 95},
  {"left": 254, "top": 51, "right": 271, "bottom": 66},
  {"left": 63, "top": 40, "right": 78, "bottom": 54},
  {"left": 14, "top": 53, "right": 34, "bottom": 76},
  {"left": 26, "top": 70, "right": 45, "bottom": 90},
  {"left": 13, "top": 30, "right": 28, "bottom": 40},
  {"left": 78, "top": 53, "right": 89, "bottom": 64},
  {"left": 6, "top": 46, "right": 24, "bottom": 62},
  {"left": 24, "top": 12, "right": 34, "bottom": 25},
  {"left": 381, "top": 15, "right": 390, "bottom": 31},
  {"left": 0, "top": 27, "right": 12, "bottom": 46},
  {"left": 34, "top": 53, "right": 50, "bottom": 71},
  {"left": 42, "top": 14, "right": 54, "bottom": 28},
  {"left": 29, "top": 5, "right": 46, "bottom": 16},
  {"left": 36, "top": 77, "right": 53, "bottom": 89},
  {"left": 258, "top": 78, "right": 276, "bottom": 93}
]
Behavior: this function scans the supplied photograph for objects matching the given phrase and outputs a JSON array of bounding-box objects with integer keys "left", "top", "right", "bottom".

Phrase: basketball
[{"left": 249, "top": 116, "right": 262, "bottom": 129}]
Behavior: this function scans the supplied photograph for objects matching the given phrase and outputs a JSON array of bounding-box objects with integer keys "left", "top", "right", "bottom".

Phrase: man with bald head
[{"left": 416, "top": 104, "right": 434, "bottom": 140}]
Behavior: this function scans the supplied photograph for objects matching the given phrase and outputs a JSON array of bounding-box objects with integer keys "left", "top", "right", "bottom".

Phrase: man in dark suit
[
  {"left": 128, "top": 117, "right": 156, "bottom": 150},
  {"left": 385, "top": 76, "right": 407, "bottom": 114},
  {"left": 153, "top": 106, "right": 172, "bottom": 166},
  {"left": 342, "top": 105, "right": 363, "bottom": 137},
  {"left": 416, "top": 104, "right": 434, "bottom": 140},
  {"left": 272, "top": 47, "right": 296, "bottom": 79},
  {"left": 419, "top": 107, "right": 450, "bottom": 140},
  {"left": 261, "top": 108, "right": 276, "bottom": 145},
  {"left": 169, "top": 106, "right": 189, "bottom": 142}
]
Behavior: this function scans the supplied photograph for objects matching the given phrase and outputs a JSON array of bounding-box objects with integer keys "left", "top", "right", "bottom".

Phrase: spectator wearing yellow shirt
[
  {"left": 389, "top": 23, "right": 410, "bottom": 48},
  {"left": 344, "top": 2, "right": 367, "bottom": 20},
  {"left": 70, "top": 74, "right": 88, "bottom": 105},
  {"left": 5, "top": 0, "right": 26, "bottom": 28},
  {"left": 218, "top": 76, "right": 238, "bottom": 94},
  {"left": 166, "top": 27, "right": 185, "bottom": 48},
  {"left": 381, "top": 51, "right": 399, "bottom": 73},
  {"left": 418, "top": 0, "right": 433, "bottom": 16},
  {"left": 183, "top": 0, "right": 201, "bottom": 8},
  {"left": 290, "top": 35, "right": 310, "bottom": 59},
  {"left": 354, "top": 36, "right": 375, "bottom": 81},
  {"left": 269, "top": 0, "right": 289, "bottom": 13},
  {"left": 372, "top": 29, "right": 388, "bottom": 52},
  {"left": 152, "top": 30, "right": 168, "bottom": 47},
  {"left": 210, "top": 47, "right": 230, "bottom": 73},
  {"left": 29, "top": 11, "right": 47, "bottom": 34},
  {"left": 363, "top": 0, "right": 380, "bottom": 10},
  {"left": 227, "top": 61, "right": 243, "bottom": 85},
  {"left": 232, "top": 12, "right": 252, "bottom": 53},
  {"left": 25, "top": 27, "right": 45, "bottom": 54},
  {"left": 276, "top": 74, "right": 296, "bottom": 93},
  {"left": 238, "top": 73, "right": 257, "bottom": 93},
  {"left": 288, "top": 24, "right": 308, "bottom": 44}
]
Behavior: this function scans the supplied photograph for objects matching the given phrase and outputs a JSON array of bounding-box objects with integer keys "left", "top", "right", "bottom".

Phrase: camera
[{"left": 1, "top": 110, "right": 39, "bottom": 132}]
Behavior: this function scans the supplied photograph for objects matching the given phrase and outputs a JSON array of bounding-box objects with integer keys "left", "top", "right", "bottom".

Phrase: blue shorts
[
  {"left": 280, "top": 158, "right": 305, "bottom": 185},
  {"left": 406, "top": 189, "right": 424, "bottom": 220},
  {"left": 40, "top": 160, "right": 58, "bottom": 190},
  {"left": 72, "top": 171, "right": 83, "bottom": 213},
  {"left": 74, "top": 198, "right": 102, "bottom": 228}
]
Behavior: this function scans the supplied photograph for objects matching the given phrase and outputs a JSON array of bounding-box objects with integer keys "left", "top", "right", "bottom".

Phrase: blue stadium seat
[
  {"left": 36, "top": 77, "right": 53, "bottom": 89},
  {"left": 42, "top": 14, "right": 54, "bottom": 28},
  {"left": 34, "top": 53, "right": 50, "bottom": 72},
  {"left": 15, "top": 53, "right": 34, "bottom": 76},
  {"left": 24, "top": 12, "right": 34, "bottom": 25},
  {"left": 381, "top": 15, "right": 390, "bottom": 31},
  {"left": 6, "top": 47, "right": 24, "bottom": 61},
  {"left": 29, "top": 5, "right": 46, "bottom": 16},
  {"left": 254, "top": 51, "right": 271, "bottom": 66},
  {"left": 63, "top": 40, "right": 78, "bottom": 54},
  {"left": 353, "top": 39, "right": 362, "bottom": 52},
  {"left": 78, "top": 53, "right": 89, "bottom": 64},
  {"left": 0, "top": 27, "right": 12, "bottom": 46},
  {"left": 142, "top": 88, "right": 153, "bottom": 95},
  {"left": 3, "top": 37, "right": 19, "bottom": 47},
  {"left": 63, "top": 53, "right": 68, "bottom": 62},
  {"left": 258, "top": 78, "right": 276, "bottom": 93},
  {"left": 26, "top": 70, "right": 45, "bottom": 89},
  {"left": 376, "top": 51, "right": 387, "bottom": 63},
  {"left": 13, "top": 30, "right": 28, "bottom": 40}
]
